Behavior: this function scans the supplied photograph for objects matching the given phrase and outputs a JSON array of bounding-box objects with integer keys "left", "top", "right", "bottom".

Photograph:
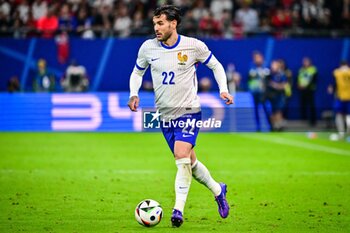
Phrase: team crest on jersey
[{"left": 177, "top": 52, "right": 188, "bottom": 65}]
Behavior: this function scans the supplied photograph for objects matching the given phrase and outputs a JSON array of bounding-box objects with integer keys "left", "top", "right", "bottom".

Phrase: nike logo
[
  {"left": 151, "top": 58, "right": 160, "bottom": 61},
  {"left": 182, "top": 134, "right": 192, "bottom": 138}
]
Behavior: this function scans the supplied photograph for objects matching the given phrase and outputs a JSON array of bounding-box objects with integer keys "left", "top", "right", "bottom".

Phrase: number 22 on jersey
[{"left": 162, "top": 71, "right": 175, "bottom": 85}]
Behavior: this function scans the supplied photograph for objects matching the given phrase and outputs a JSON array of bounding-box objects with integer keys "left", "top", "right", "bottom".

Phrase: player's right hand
[
  {"left": 128, "top": 96, "right": 140, "bottom": 112},
  {"left": 327, "top": 85, "right": 334, "bottom": 94},
  {"left": 220, "top": 92, "right": 233, "bottom": 105}
]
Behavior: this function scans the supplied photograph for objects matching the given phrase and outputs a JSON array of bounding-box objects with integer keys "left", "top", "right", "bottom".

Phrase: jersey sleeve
[
  {"left": 195, "top": 39, "right": 213, "bottom": 65},
  {"left": 134, "top": 42, "right": 149, "bottom": 75},
  {"left": 129, "top": 42, "right": 149, "bottom": 97},
  {"left": 195, "top": 39, "right": 229, "bottom": 93}
]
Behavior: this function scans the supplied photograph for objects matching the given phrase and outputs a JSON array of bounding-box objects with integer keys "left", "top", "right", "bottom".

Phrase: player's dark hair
[
  {"left": 153, "top": 5, "right": 182, "bottom": 26},
  {"left": 253, "top": 50, "right": 262, "bottom": 56},
  {"left": 340, "top": 60, "right": 348, "bottom": 66}
]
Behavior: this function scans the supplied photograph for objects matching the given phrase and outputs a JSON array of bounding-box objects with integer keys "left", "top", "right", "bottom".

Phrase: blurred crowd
[
  {"left": 198, "top": 51, "right": 349, "bottom": 134},
  {"left": 0, "top": 0, "right": 349, "bottom": 39},
  {"left": 7, "top": 58, "right": 89, "bottom": 93},
  {"left": 198, "top": 52, "right": 347, "bottom": 132}
]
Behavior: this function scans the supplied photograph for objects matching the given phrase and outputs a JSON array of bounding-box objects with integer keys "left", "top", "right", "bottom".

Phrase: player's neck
[{"left": 163, "top": 32, "right": 179, "bottom": 47}]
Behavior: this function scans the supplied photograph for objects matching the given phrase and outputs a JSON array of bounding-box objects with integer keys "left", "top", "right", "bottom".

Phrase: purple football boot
[
  {"left": 171, "top": 209, "right": 183, "bottom": 227},
  {"left": 215, "top": 183, "right": 230, "bottom": 218}
]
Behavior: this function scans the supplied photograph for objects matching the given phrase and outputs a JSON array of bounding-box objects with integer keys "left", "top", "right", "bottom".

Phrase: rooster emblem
[{"left": 177, "top": 52, "right": 188, "bottom": 65}]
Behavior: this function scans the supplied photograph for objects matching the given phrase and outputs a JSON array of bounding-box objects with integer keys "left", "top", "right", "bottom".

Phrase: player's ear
[{"left": 171, "top": 20, "right": 177, "bottom": 29}]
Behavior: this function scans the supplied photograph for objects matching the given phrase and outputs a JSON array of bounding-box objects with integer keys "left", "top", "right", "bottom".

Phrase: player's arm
[
  {"left": 210, "top": 59, "right": 233, "bottom": 104},
  {"left": 128, "top": 74, "right": 141, "bottom": 111},
  {"left": 128, "top": 43, "right": 149, "bottom": 111},
  {"left": 195, "top": 40, "right": 233, "bottom": 105}
]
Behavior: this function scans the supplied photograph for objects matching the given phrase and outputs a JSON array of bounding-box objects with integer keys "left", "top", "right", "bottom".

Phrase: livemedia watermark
[{"left": 142, "top": 109, "right": 222, "bottom": 130}]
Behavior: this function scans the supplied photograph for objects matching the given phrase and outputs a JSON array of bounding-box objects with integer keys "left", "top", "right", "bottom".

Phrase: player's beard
[{"left": 157, "top": 28, "right": 172, "bottom": 42}]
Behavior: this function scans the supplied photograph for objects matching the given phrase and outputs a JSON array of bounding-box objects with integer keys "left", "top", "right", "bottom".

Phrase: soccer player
[
  {"left": 328, "top": 61, "right": 350, "bottom": 139},
  {"left": 127, "top": 5, "right": 233, "bottom": 227}
]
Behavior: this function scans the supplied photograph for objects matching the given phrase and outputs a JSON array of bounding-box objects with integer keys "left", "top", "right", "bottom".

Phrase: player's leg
[
  {"left": 171, "top": 140, "right": 193, "bottom": 227},
  {"left": 334, "top": 99, "right": 345, "bottom": 138},
  {"left": 335, "top": 113, "right": 345, "bottom": 138},
  {"left": 160, "top": 126, "right": 189, "bottom": 227},
  {"left": 170, "top": 111, "right": 202, "bottom": 227},
  {"left": 346, "top": 115, "right": 350, "bottom": 133},
  {"left": 190, "top": 149, "right": 230, "bottom": 218},
  {"left": 160, "top": 121, "right": 187, "bottom": 227},
  {"left": 173, "top": 141, "right": 192, "bottom": 212},
  {"left": 190, "top": 150, "right": 221, "bottom": 196},
  {"left": 346, "top": 101, "right": 350, "bottom": 134}
]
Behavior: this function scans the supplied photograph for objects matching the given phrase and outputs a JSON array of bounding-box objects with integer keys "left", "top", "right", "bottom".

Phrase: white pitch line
[
  {"left": 1, "top": 169, "right": 349, "bottom": 176},
  {"left": 242, "top": 134, "right": 350, "bottom": 157},
  {"left": 216, "top": 170, "right": 350, "bottom": 176},
  {"left": 0, "top": 169, "right": 164, "bottom": 174}
]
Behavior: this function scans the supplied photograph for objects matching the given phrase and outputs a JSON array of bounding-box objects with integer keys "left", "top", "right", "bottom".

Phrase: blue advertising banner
[
  {"left": 0, "top": 92, "right": 269, "bottom": 132},
  {"left": 1, "top": 37, "right": 348, "bottom": 120}
]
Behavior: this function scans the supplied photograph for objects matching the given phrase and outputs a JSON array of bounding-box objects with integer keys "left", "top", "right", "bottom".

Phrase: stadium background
[
  {"left": 0, "top": 0, "right": 349, "bottom": 131},
  {"left": 1, "top": 0, "right": 350, "bottom": 232}
]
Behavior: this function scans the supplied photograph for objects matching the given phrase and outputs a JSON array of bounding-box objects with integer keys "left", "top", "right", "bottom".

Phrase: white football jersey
[{"left": 132, "top": 35, "right": 226, "bottom": 120}]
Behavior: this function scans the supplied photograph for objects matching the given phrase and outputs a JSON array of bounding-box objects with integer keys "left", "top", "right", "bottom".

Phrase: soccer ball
[{"left": 135, "top": 199, "right": 163, "bottom": 227}]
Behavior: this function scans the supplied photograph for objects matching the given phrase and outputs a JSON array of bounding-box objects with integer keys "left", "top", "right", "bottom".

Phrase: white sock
[
  {"left": 346, "top": 115, "right": 350, "bottom": 133},
  {"left": 192, "top": 160, "right": 221, "bottom": 196},
  {"left": 335, "top": 114, "right": 345, "bottom": 137},
  {"left": 174, "top": 158, "right": 192, "bottom": 213}
]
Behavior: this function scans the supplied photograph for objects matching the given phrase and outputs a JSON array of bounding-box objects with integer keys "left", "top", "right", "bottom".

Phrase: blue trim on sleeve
[
  {"left": 135, "top": 63, "right": 146, "bottom": 70},
  {"left": 203, "top": 52, "right": 213, "bottom": 65},
  {"left": 161, "top": 35, "right": 181, "bottom": 49}
]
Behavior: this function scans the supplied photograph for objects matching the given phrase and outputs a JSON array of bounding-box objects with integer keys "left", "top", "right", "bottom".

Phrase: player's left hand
[
  {"left": 220, "top": 92, "right": 233, "bottom": 105},
  {"left": 128, "top": 96, "right": 140, "bottom": 112}
]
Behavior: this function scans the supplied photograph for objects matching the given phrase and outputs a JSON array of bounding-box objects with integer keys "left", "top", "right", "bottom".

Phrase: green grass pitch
[{"left": 0, "top": 132, "right": 350, "bottom": 232}]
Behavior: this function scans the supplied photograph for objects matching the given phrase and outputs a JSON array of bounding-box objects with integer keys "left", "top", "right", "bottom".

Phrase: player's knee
[{"left": 174, "top": 150, "right": 191, "bottom": 160}]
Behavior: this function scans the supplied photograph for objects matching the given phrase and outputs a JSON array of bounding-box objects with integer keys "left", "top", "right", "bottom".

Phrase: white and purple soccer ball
[{"left": 135, "top": 199, "right": 163, "bottom": 227}]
